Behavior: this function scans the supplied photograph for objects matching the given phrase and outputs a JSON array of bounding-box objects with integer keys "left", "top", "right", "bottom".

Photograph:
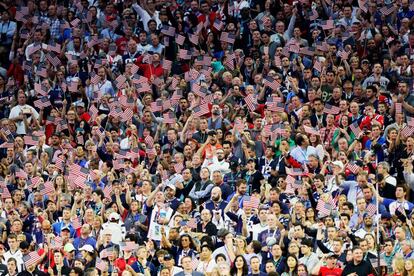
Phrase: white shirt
[
  {"left": 148, "top": 204, "right": 173, "bottom": 241},
  {"left": 290, "top": 145, "right": 318, "bottom": 164},
  {"left": 9, "top": 104, "right": 40, "bottom": 135},
  {"left": 3, "top": 250, "right": 23, "bottom": 272}
]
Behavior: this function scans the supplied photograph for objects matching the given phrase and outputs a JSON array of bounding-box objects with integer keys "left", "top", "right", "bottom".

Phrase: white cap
[{"left": 79, "top": 244, "right": 94, "bottom": 253}]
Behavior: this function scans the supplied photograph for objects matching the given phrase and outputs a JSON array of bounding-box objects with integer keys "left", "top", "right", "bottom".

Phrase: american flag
[
  {"left": 162, "top": 100, "right": 172, "bottom": 111},
  {"left": 313, "top": 60, "right": 323, "bottom": 72},
  {"left": 303, "top": 125, "right": 320, "bottom": 136},
  {"left": 0, "top": 186, "right": 11, "bottom": 199},
  {"left": 213, "top": 19, "right": 224, "bottom": 30},
  {"left": 72, "top": 216, "right": 82, "bottom": 229},
  {"left": 175, "top": 34, "right": 186, "bottom": 45},
  {"left": 163, "top": 112, "right": 176, "bottom": 124},
  {"left": 186, "top": 218, "right": 197, "bottom": 229},
  {"left": 51, "top": 236, "right": 63, "bottom": 249},
  {"left": 347, "top": 162, "right": 361, "bottom": 174},
  {"left": 146, "top": 148, "right": 156, "bottom": 155},
  {"left": 24, "top": 135, "right": 39, "bottom": 146},
  {"left": 299, "top": 47, "right": 315, "bottom": 56},
  {"left": 321, "top": 20, "right": 334, "bottom": 30},
  {"left": 395, "top": 103, "right": 402, "bottom": 114},
  {"left": 317, "top": 201, "right": 332, "bottom": 217},
  {"left": 192, "top": 83, "right": 208, "bottom": 98},
  {"left": 70, "top": 18, "right": 81, "bottom": 27},
  {"left": 136, "top": 82, "right": 151, "bottom": 93},
  {"left": 96, "top": 258, "right": 107, "bottom": 271},
  {"left": 150, "top": 99, "right": 163, "bottom": 112},
  {"left": 380, "top": 5, "right": 395, "bottom": 16},
  {"left": 68, "top": 80, "right": 78, "bottom": 93},
  {"left": 171, "top": 90, "right": 183, "bottom": 104},
  {"left": 188, "top": 33, "right": 199, "bottom": 45},
  {"left": 263, "top": 77, "right": 280, "bottom": 91},
  {"left": 179, "top": 49, "right": 192, "bottom": 60},
  {"left": 162, "top": 60, "right": 172, "bottom": 71},
  {"left": 274, "top": 56, "right": 281, "bottom": 67},
  {"left": 289, "top": 43, "right": 300, "bottom": 54},
  {"left": 174, "top": 163, "right": 184, "bottom": 174},
  {"left": 316, "top": 41, "right": 329, "bottom": 52},
  {"left": 36, "top": 67, "right": 48, "bottom": 78},
  {"left": 308, "top": 10, "right": 319, "bottom": 20},
  {"left": 401, "top": 126, "right": 414, "bottom": 138},
  {"left": 243, "top": 196, "right": 260, "bottom": 209},
  {"left": 89, "top": 105, "right": 99, "bottom": 120},
  {"left": 34, "top": 83, "right": 48, "bottom": 96},
  {"left": 161, "top": 25, "right": 176, "bottom": 36},
  {"left": 113, "top": 159, "right": 125, "bottom": 170},
  {"left": 145, "top": 136, "right": 154, "bottom": 148},
  {"left": 191, "top": 258, "right": 199, "bottom": 270},
  {"left": 120, "top": 241, "right": 137, "bottom": 252},
  {"left": 34, "top": 97, "right": 51, "bottom": 108},
  {"left": 90, "top": 72, "right": 100, "bottom": 85},
  {"left": 23, "top": 251, "right": 40, "bottom": 268},
  {"left": 121, "top": 108, "right": 134, "bottom": 122},
  {"left": 28, "top": 176, "right": 42, "bottom": 190},
  {"left": 407, "top": 116, "right": 414, "bottom": 127},
  {"left": 244, "top": 94, "right": 257, "bottom": 112},
  {"left": 366, "top": 203, "right": 377, "bottom": 216},
  {"left": 119, "top": 96, "right": 135, "bottom": 109},
  {"left": 114, "top": 74, "right": 127, "bottom": 89},
  {"left": 38, "top": 181, "right": 55, "bottom": 195},
  {"left": 337, "top": 50, "right": 349, "bottom": 60},
  {"left": 47, "top": 42, "right": 61, "bottom": 53},
  {"left": 70, "top": 164, "right": 89, "bottom": 178},
  {"left": 193, "top": 104, "right": 210, "bottom": 117},
  {"left": 56, "top": 119, "right": 68, "bottom": 132},
  {"left": 220, "top": 32, "right": 236, "bottom": 44},
  {"left": 323, "top": 104, "right": 340, "bottom": 115},
  {"left": 15, "top": 168, "right": 28, "bottom": 179},
  {"left": 349, "top": 122, "right": 362, "bottom": 137},
  {"left": 285, "top": 167, "right": 303, "bottom": 176},
  {"left": 109, "top": 107, "right": 123, "bottom": 118},
  {"left": 45, "top": 52, "right": 61, "bottom": 67},
  {"left": 103, "top": 185, "right": 112, "bottom": 199}
]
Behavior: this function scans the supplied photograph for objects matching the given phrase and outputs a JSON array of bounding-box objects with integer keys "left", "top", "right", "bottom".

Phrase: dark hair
[
  {"left": 230, "top": 255, "right": 249, "bottom": 276},
  {"left": 215, "top": 253, "right": 227, "bottom": 262},
  {"left": 284, "top": 254, "right": 299, "bottom": 274}
]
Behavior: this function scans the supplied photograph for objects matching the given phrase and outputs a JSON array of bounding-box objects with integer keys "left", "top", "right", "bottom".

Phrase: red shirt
[{"left": 319, "top": 266, "right": 343, "bottom": 276}]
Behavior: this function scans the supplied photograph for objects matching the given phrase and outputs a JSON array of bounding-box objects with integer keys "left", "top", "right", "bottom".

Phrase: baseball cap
[
  {"left": 64, "top": 243, "right": 75, "bottom": 253},
  {"left": 79, "top": 244, "right": 94, "bottom": 253},
  {"left": 108, "top": 212, "right": 120, "bottom": 222},
  {"left": 332, "top": 161, "right": 344, "bottom": 170}
]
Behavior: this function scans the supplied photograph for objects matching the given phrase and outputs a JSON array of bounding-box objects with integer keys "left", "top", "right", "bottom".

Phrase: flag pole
[{"left": 376, "top": 180, "right": 380, "bottom": 275}]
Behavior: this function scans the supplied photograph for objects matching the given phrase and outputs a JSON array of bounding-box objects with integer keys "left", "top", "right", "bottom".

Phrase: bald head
[{"left": 211, "top": 187, "right": 222, "bottom": 202}]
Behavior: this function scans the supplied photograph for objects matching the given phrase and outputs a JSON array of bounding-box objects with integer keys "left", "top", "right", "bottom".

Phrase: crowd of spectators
[{"left": 0, "top": 0, "right": 414, "bottom": 275}]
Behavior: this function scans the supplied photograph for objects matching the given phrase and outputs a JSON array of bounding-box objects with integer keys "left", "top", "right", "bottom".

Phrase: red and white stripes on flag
[
  {"left": 120, "top": 241, "right": 137, "bottom": 252},
  {"left": 186, "top": 218, "right": 197, "bottom": 229},
  {"left": 163, "top": 112, "right": 176, "bottom": 124},
  {"left": 96, "top": 258, "right": 107, "bottom": 272},
  {"left": 121, "top": 108, "right": 134, "bottom": 122},
  {"left": 313, "top": 60, "right": 323, "bottom": 72},
  {"left": 395, "top": 103, "right": 402, "bottom": 114},
  {"left": 174, "top": 163, "right": 184, "bottom": 174},
  {"left": 34, "top": 97, "right": 51, "bottom": 108},
  {"left": 263, "top": 77, "right": 280, "bottom": 91},
  {"left": 24, "top": 135, "right": 39, "bottom": 146},
  {"left": 23, "top": 251, "right": 41, "bottom": 268},
  {"left": 89, "top": 105, "right": 99, "bottom": 120},
  {"left": 323, "top": 104, "right": 340, "bottom": 115},
  {"left": 401, "top": 126, "right": 414, "bottom": 138},
  {"left": 219, "top": 32, "right": 236, "bottom": 44},
  {"left": 192, "top": 83, "right": 208, "bottom": 98},
  {"left": 72, "top": 216, "right": 82, "bottom": 229},
  {"left": 347, "top": 162, "right": 361, "bottom": 174},
  {"left": 244, "top": 94, "right": 257, "bottom": 112},
  {"left": 303, "top": 125, "right": 320, "bottom": 136},
  {"left": 193, "top": 104, "right": 210, "bottom": 117},
  {"left": 161, "top": 25, "right": 176, "bottom": 36},
  {"left": 103, "top": 185, "right": 112, "bottom": 199},
  {"left": 38, "top": 181, "right": 55, "bottom": 195},
  {"left": 349, "top": 122, "right": 362, "bottom": 137},
  {"left": 191, "top": 258, "right": 199, "bottom": 270},
  {"left": 366, "top": 203, "right": 377, "bottom": 216},
  {"left": 51, "top": 236, "right": 63, "bottom": 249},
  {"left": 145, "top": 136, "right": 155, "bottom": 148},
  {"left": 316, "top": 201, "right": 332, "bottom": 217},
  {"left": 243, "top": 196, "right": 260, "bottom": 209}
]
